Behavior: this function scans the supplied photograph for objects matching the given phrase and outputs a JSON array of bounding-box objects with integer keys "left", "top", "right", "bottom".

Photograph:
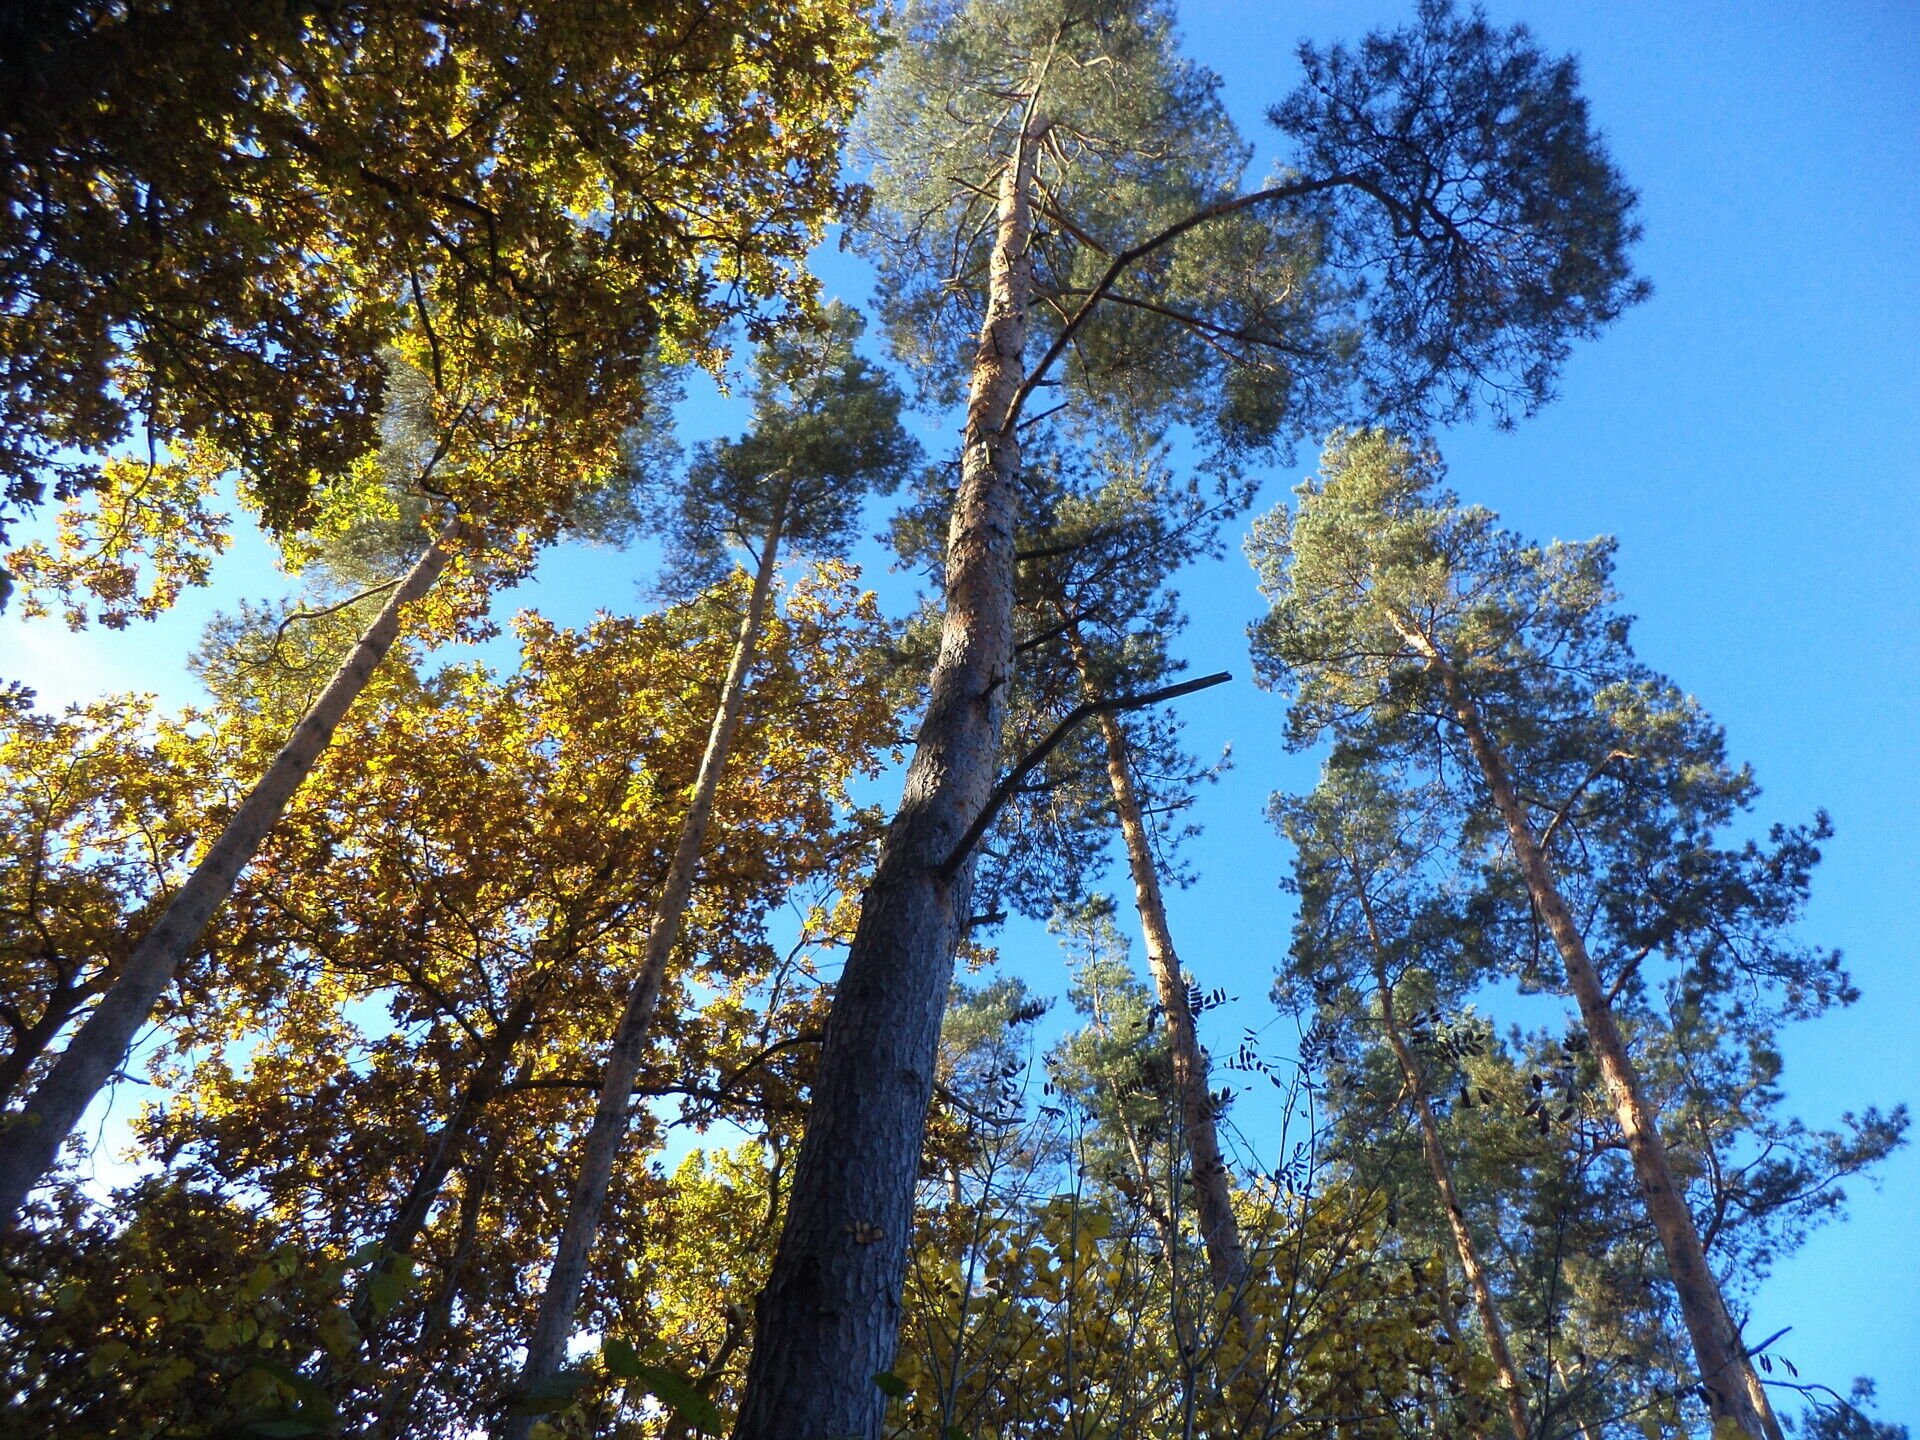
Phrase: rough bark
[
  {"left": 0, "top": 515, "right": 462, "bottom": 1229},
  {"left": 1356, "top": 880, "right": 1530, "bottom": 1440},
  {"left": 730, "top": 118, "right": 1041, "bottom": 1440},
  {"left": 1392, "top": 614, "right": 1782, "bottom": 1440},
  {"left": 499, "top": 490, "right": 789, "bottom": 1438},
  {"left": 1087, "top": 703, "right": 1248, "bottom": 1296}
]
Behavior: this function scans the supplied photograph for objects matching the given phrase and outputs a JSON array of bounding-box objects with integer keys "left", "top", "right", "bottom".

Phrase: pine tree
[
  {"left": 502, "top": 306, "right": 916, "bottom": 1432},
  {"left": 740, "top": 5, "right": 1645, "bottom": 1427},
  {"left": 1249, "top": 430, "right": 1906, "bottom": 1440}
]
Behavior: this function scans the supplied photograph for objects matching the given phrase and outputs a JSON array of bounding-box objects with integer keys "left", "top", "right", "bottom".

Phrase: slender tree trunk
[
  {"left": 1437, "top": 1297, "right": 1493, "bottom": 1440},
  {"left": 351, "top": 997, "right": 536, "bottom": 1336},
  {"left": 500, "top": 492, "right": 789, "bottom": 1438},
  {"left": 1355, "top": 883, "right": 1529, "bottom": 1440},
  {"left": 662, "top": 1308, "right": 748, "bottom": 1440},
  {"left": 311, "top": 1029, "right": 529, "bottom": 1419},
  {"left": 1391, "top": 615, "right": 1781, "bottom": 1440},
  {"left": 373, "top": 1132, "right": 503, "bottom": 1440},
  {"left": 1116, "top": 1106, "right": 1177, "bottom": 1257},
  {"left": 731, "top": 117, "right": 1043, "bottom": 1440},
  {"left": 1083, "top": 696, "right": 1248, "bottom": 1296},
  {"left": 0, "top": 515, "right": 463, "bottom": 1229},
  {"left": 1552, "top": 1357, "right": 1606, "bottom": 1440},
  {"left": 1109, "top": 1101, "right": 1202, "bottom": 1368}
]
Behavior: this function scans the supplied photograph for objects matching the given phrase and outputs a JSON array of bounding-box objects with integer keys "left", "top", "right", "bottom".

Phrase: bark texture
[
  {"left": 730, "top": 122, "right": 1041, "bottom": 1440},
  {"left": 0, "top": 517, "right": 462, "bottom": 1229},
  {"left": 501, "top": 496, "right": 789, "bottom": 1439},
  {"left": 1089, "top": 705, "right": 1248, "bottom": 1296},
  {"left": 1393, "top": 615, "right": 1781, "bottom": 1440}
]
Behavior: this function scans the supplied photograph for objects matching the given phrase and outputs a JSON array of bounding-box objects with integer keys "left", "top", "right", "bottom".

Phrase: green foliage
[
  {"left": 0, "top": 1178, "right": 357, "bottom": 1437},
  {"left": 0, "top": 7, "right": 1897, "bottom": 1440},
  {"left": 1255, "top": 429, "right": 1908, "bottom": 1433},
  {"left": 861, "top": 0, "right": 1644, "bottom": 467},
  {"left": 1272, "top": 0, "right": 1650, "bottom": 422},
  {"left": 649, "top": 302, "right": 920, "bottom": 591}
]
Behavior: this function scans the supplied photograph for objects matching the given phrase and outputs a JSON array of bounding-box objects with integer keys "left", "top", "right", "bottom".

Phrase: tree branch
[
  {"left": 936, "top": 672, "right": 1232, "bottom": 881},
  {"left": 1538, "top": 749, "right": 1636, "bottom": 856},
  {"left": 1000, "top": 172, "right": 1370, "bottom": 434}
]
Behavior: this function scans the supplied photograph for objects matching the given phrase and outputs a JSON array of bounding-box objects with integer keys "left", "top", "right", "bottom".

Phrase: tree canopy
[{"left": 0, "top": 4, "right": 1908, "bottom": 1440}]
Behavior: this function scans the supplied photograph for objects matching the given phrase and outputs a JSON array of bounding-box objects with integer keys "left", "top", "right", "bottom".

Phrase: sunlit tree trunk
[
  {"left": 0, "top": 515, "right": 463, "bottom": 1229},
  {"left": 1391, "top": 613, "right": 1781, "bottom": 1440},
  {"left": 1085, "top": 698, "right": 1248, "bottom": 1297},
  {"left": 731, "top": 115, "right": 1043, "bottom": 1440},
  {"left": 500, "top": 486, "right": 790, "bottom": 1437},
  {"left": 1354, "top": 879, "right": 1530, "bottom": 1440}
]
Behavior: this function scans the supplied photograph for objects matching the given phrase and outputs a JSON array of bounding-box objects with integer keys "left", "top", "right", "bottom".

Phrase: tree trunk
[
  {"left": 1356, "top": 882, "right": 1529, "bottom": 1440},
  {"left": 1392, "top": 615, "right": 1781, "bottom": 1440},
  {"left": 352, "top": 996, "right": 536, "bottom": 1337},
  {"left": 372, "top": 1131, "right": 503, "bottom": 1440},
  {"left": 500, "top": 491, "right": 789, "bottom": 1438},
  {"left": 730, "top": 117, "right": 1041, "bottom": 1440},
  {"left": 1552, "top": 1357, "right": 1606, "bottom": 1440},
  {"left": 317, "top": 1024, "right": 524, "bottom": 1406},
  {"left": 0, "top": 980, "right": 92, "bottom": 1109},
  {"left": 1085, "top": 701, "right": 1248, "bottom": 1296},
  {"left": 0, "top": 515, "right": 462, "bottom": 1229},
  {"left": 1437, "top": 1297, "right": 1493, "bottom": 1440}
]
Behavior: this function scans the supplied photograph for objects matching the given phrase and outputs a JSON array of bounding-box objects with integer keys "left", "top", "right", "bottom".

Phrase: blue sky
[{"left": 6, "top": 0, "right": 1914, "bottom": 1427}]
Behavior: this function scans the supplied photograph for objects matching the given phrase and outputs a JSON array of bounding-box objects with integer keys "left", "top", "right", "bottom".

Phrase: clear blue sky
[{"left": 6, "top": 0, "right": 1914, "bottom": 1427}]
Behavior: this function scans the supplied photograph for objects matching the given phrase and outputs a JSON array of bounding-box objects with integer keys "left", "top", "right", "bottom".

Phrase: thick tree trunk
[
  {"left": 1393, "top": 616, "right": 1781, "bottom": 1440},
  {"left": 1356, "top": 885, "right": 1529, "bottom": 1440},
  {"left": 1086, "top": 702, "right": 1248, "bottom": 1296},
  {"left": 730, "top": 119, "right": 1041, "bottom": 1440},
  {"left": 0, "top": 516, "right": 462, "bottom": 1229},
  {"left": 499, "top": 494, "right": 789, "bottom": 1438}
]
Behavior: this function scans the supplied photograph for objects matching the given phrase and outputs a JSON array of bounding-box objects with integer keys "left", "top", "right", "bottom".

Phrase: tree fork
[
  {"left": 347, "top": 997, "right": 537, "bottom": 1340},
  {"left": 0, "top": 513, "right": 465, "bottom": 1230}
]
